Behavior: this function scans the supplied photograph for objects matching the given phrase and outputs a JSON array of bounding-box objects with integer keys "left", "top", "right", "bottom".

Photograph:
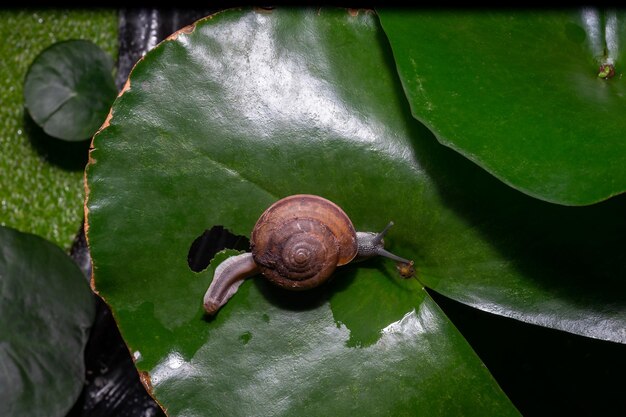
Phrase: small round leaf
[
  {"left": 0, "top": 225, "right": 95, "bottom": 417},
  {"left": 23, "top": 39, "right": 117, "bottom": 141}
]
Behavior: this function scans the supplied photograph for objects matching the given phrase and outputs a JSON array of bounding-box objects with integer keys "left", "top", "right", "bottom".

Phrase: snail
[{"left": 203, "top": 194, "right": 411, "bottom": 315}]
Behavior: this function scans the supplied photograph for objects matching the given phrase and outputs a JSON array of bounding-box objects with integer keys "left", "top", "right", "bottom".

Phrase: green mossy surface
[{"left": 0, "top": 9, "right": 117, "bottom": 249}]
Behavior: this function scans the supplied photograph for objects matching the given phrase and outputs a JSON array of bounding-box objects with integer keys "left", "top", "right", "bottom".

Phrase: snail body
[{"left": 203, "top": 194, "right": 410, "bottom": 315}]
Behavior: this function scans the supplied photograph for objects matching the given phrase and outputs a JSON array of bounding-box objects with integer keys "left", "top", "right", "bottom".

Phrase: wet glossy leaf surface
[
  {"left": 24, "top": 39, "right": 117, "bottom": 141},
  {"left": 377, "top": 9, "right": 626, "bottom": 205},
  {"left": 0, "top": 225, "right": 95, "bottom": 417},
  {"left": 146, "top": 252, "right": 516, "bottom": 416},
  {"left": 86, "top": 8, "right": 521, "bottom": 415}
]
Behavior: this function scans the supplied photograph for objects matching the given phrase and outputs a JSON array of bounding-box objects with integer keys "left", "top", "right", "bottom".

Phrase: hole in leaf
[{"left": 187, "top": 226, "right": 249, "bottom": 272}]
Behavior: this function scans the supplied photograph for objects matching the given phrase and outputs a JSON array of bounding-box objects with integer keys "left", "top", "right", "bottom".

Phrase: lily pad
[
  {"left": 0, "top": 225, "right": 95, "bottom": 417},
  {"left": 0, "top": 9, "right": 117, "bottom": 249},
  {"left": 86, "top": 8, "right": 522, "bottom": 415},
  {"left": 377, "top": 9, "right": 626, "bottom": 206},
  {"left": 24, "top": 39, "right": 117, "bottom": 141}
]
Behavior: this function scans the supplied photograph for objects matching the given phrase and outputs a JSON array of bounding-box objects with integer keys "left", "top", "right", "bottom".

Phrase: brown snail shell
[{"left": 250, "top": 194, "right": 358, "bottom": 290}]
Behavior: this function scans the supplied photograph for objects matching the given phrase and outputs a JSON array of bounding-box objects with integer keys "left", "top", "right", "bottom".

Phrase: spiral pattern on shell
[{"left": 250, "top": 195, "right": 358, "bottom": 290}]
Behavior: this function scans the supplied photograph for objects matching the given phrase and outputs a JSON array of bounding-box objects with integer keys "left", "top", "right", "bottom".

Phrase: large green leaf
[
  {"left": 0, "top": 225, "right": 95, "bottom": 417},
  {"left": 377, "top": 9, "right": 626, "bottom": 206},
  {"left": 86, "top": 8, "right": 521, "bottom": 415},
  {"left": 24, "top": 39, "right": 117, "bottom": 141}
]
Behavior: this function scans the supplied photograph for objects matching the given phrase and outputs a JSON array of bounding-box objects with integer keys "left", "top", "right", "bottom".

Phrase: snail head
[{"left": 355, "top": 221, "right": 411, "bottom": 263}]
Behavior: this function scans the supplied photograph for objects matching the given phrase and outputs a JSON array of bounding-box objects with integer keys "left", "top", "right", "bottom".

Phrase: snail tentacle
[
  {"left": 372, "top": 221, "right": 395, "bottom": 245},
  {"left": 203, "top": 252, "right": 261, "bottom": 315},
  {"left": 374, "top": 247, "right": 412, "bottom": 264},
  {"left": 355, "top": 221, "right": 410, "bottom": 264}
]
